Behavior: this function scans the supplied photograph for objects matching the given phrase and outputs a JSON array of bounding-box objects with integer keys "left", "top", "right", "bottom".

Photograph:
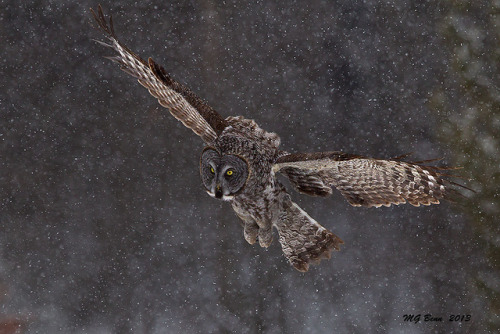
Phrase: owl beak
[{"left": 215, "top": 184, "right": 223, "bottom": 199}]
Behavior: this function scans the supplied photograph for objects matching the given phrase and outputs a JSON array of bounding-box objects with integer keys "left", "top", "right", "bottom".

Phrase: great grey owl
[{"left": 91, "top": 6, "right": 466, "bottom": 272}]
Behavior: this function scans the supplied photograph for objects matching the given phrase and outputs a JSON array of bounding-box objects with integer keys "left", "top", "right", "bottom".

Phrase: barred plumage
[{"left": 274, "top": 153, "right": 456, "bottom": 208}]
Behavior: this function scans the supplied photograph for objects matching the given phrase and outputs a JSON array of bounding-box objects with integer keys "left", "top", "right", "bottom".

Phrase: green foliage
[{"left": 430, "top": 0, "right": 500, "bottom": 329}]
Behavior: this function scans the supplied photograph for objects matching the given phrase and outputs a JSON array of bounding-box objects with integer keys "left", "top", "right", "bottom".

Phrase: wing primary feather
[
  {"left": 90, "top": 5, "right": 116, "bottom": 39},
  {"left": 408, "top": 157, "right": 444, "bottom": 164},
  {"left": 276, "top": 151, "right": 362, "bottom": 165},
  {"left": 147, "top": 58, "right": 228, "bottom": 135},
  {"left": 390, "top": 152, "right": 414, "bottom": 160},
  {"left": 103, "top": 56, "right": 125, "bottom": 65},
  {"left": 92, "top": 39, "right": 114, "bottom": 48}
]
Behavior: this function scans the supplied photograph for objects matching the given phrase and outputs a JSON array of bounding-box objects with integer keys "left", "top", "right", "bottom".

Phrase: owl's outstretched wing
[
  {"left": 90, "top": 5, "right": 227, "bottom": 144},
  {"left": 273, "top": 151, "right": 467, "bottom": 207}
]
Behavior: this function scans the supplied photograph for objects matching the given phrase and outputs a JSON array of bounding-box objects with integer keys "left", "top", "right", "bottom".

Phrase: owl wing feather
[
  {"left": 90, "top": 5, "right": 227, "bottom": 144},
  {"left": 274, "top": 151, "right": 464, "bottom": 208}
]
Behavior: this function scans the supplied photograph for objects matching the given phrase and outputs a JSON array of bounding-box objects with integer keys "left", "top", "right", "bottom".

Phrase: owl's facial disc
[{"left": 200, "top": 148, "right": 249, "bottom": 201}]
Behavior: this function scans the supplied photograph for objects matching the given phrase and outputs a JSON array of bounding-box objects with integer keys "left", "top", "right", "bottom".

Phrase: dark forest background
[{"left": 1, "top": 1, "right": 498, "bottom": 333}]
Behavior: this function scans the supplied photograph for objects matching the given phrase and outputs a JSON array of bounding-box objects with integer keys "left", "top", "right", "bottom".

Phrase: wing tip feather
[{"left": 90, "top": 5, "right": 116, "bottom": 39}]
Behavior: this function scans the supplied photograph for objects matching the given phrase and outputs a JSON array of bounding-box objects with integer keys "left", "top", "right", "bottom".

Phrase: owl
[{"left": 90, "top": 6, "right": 467, "bottom": 272}]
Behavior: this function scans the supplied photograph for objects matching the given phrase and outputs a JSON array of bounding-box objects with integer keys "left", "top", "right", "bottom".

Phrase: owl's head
[{"left": 200, "top": 147, "right": 249, "bottom": 201}]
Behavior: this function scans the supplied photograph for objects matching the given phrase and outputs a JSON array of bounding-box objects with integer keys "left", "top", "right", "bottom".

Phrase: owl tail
[{"left": 274, "top": 200, "right": 343, "bottom": 272}]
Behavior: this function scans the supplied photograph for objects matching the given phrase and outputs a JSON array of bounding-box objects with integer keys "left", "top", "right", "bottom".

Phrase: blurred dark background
[{"left": 1, "top": 1, "right": 498, "bottom": 333}]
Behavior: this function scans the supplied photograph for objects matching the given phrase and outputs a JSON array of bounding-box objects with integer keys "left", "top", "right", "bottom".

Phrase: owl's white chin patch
[
  {"left": 222, "top": 195, "right": 234, "bottom": 201},
  {"left": 206, "top": 191, "right": 233, "bottom": 201}
]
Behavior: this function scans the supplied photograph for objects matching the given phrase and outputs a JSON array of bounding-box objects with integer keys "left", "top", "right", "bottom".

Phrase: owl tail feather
[{"left": 274, "top": 201, "right": 343, "bottom": 272}]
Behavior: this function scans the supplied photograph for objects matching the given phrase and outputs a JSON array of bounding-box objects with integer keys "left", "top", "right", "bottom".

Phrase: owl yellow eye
[
  {"left": 210, "top": 167, "right": 215, "bottom": 174},
  {"left": 226, "top": 170, "right": 233, "bottom": 176}
]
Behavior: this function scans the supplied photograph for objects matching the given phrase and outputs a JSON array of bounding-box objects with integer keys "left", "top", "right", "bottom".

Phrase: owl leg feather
[
  {"left": 274, "top": 197, "right": 343, "bottom": 272},
  {"left": 232, "top": 205, "right": 261, "bottom": 245},
  {"left": 243, "top": 221, "right": 259, "bottom": 245},
  {"left": 257, "top": 224, "right": 273, "bottom": 248},
  {"left": 237, "top": 217, "right": 272, "bottom": 247}
]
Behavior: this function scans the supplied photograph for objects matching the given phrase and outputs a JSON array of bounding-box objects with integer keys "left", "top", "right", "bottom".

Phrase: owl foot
[
  {"left": 243, "top": 222, "right": 259, "bottom": 245},
  {"left": 258, "top": 225, "right": 273, "bottom": 248}
]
